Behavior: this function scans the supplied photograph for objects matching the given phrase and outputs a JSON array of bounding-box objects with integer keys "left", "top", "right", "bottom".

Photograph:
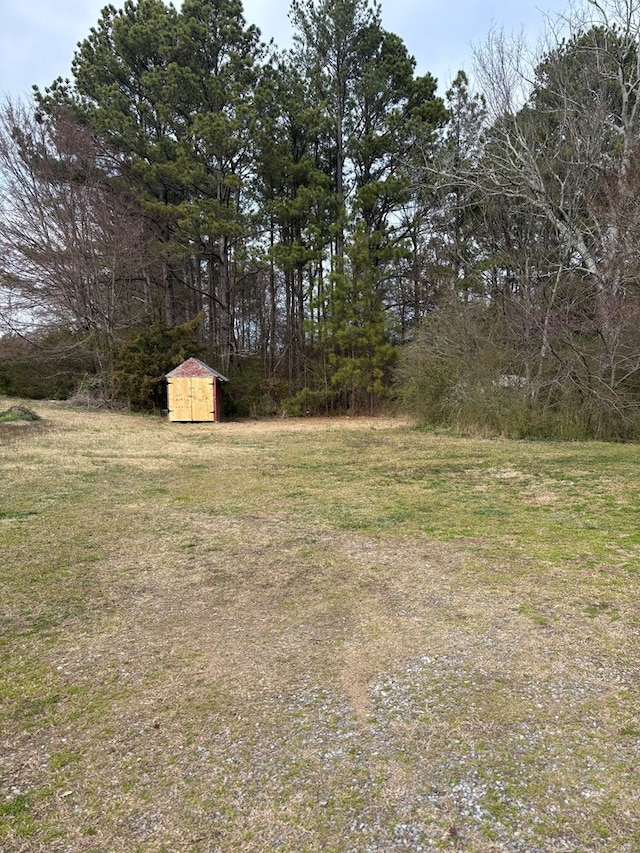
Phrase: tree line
[{"left": 2, "top": 0, "right": 640, "bottom": 437}]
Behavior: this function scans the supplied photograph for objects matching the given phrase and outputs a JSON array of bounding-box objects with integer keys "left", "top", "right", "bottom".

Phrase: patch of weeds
[
  {"left": 21, "top": 604, "right": 82, "bottom": 636},
  {"left": 480, "top": 823, "right": 499, "bottom": 842},
  {"left": 375, "top": 508, "right": 413, "bottom": 528},
  {"left": 585, "top": 601, "right": 616, "bottom": 618},
  {"left": 0, "top": 405, "right": 41, "bottom": 423},
  {"left": 517, "top": 602, "right": 551, "bottom": 628},
  {"left": 332, "top": 508, "right": 373, "bottom": 531},
  {"left": 144, "top": 486, "right": 169, "bottom": 496},
  {"left": 77, "top": 471, "right": 100, "bottom": 483},
  {"left": 0, "top": 794, "right": 30, "bottom": 818},
  {"left": 40, "top": 828, "right": 65, "bottom": 844},
  {"left": 18, "top": 693, "right": 61, "bottom": 719},
  {"left": 66, "top": 683, "right": 136, "bottom": 726},
  {"left": 595, "top": 822, "right": 612, "bottom": 839},
  {"left": 49, "top": 747, "right": 82, "bottom": 770},
  {"left": 483, "top": 784, "right": 517, "bottom": 824},
  {"left": 0, "top": 793, "right": 36, "bottom": 839},
  {"left": 0, "top": 509, "right": 38, "bottom": 520}
]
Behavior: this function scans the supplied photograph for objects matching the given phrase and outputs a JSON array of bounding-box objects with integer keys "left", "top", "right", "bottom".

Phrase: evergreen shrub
[{"left": 111, "top": 316, "right": 204, "bottom": 411}]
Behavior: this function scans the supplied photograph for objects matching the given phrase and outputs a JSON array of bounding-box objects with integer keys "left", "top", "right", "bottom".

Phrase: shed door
[
  {"left": 167, "top": 377, "right": 191, "bottom": 421},
  {"left": 190, "top": 377, "right": 215, "bottom": 421},
  {"left": 168, "top": 377, "right": 215, "bottom": 421}
]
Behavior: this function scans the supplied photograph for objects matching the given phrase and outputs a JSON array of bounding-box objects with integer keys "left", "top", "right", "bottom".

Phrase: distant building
[{"left": 165, "top": 358, "right": 228, "bottom": 422}]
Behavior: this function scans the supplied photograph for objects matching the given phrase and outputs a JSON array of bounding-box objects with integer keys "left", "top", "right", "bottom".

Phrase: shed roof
[{"left": 166, "top": 357, "right": 228, "bottom": 381}]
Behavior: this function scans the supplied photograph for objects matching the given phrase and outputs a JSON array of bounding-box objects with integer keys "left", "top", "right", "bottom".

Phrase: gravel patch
[{"left": 73, "top": 645, "right": 636, "bottom": 853}]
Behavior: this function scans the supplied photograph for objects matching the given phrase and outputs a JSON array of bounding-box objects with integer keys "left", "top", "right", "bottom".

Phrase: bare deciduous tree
[
  {"left": 412, "top": 0, "right": 640, "bottom": 436},
  {"left": 0, "top": 100, "right": 151, "bottom": 373}
]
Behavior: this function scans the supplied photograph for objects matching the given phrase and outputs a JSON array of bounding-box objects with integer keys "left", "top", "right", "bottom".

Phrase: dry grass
[{"left": 1, "top": 398, "right": 639, "bottom": 852}]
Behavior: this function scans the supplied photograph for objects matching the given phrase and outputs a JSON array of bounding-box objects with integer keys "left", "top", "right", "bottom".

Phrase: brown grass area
[{"left": 1, "top": 399, "right": 639, "bottom": 851}]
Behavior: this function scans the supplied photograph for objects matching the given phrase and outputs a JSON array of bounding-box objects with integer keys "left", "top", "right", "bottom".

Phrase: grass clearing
[{"left": 1, "top": 398, "right": 639, "bottom": 851}]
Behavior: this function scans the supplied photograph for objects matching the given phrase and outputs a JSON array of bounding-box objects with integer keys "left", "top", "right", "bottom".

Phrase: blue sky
[{"left": 0, "top": 0, "right": 569, "bottom": 100}]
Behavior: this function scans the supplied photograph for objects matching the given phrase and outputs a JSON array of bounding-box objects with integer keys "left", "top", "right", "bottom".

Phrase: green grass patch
[
  {"left": 0, "top": 794, "right": 30, "bottom": 818},
  {"left": 0, "top": 793, "right": 37, "bottom": 839}
]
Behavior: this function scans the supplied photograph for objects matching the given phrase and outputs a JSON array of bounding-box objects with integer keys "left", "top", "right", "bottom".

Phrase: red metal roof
[{"left": 166, "top": 357, "right": 228, "bottom": 381}]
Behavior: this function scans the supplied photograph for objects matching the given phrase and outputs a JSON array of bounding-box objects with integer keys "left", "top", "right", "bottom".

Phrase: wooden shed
[{"left": 165, "top": 358, "right": 228, "bottom": 422}]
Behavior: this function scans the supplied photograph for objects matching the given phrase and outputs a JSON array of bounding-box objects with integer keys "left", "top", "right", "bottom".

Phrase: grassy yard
[{"left": 1, "top": 398, "right": 639, "bottom": 852}]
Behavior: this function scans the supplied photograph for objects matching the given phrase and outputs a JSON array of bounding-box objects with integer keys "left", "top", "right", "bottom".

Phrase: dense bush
[
  {"left": 396, "top": 299, "right": 640, "bottom": 440},
  {"left": 0, "top": 329, "right": 96, "bottom": 400},
  {"left": 222, "top": 359, "right": 281, "bottom": 419},
  {"left": 111, "top": 317, "right": 205, "bottom": 411}
]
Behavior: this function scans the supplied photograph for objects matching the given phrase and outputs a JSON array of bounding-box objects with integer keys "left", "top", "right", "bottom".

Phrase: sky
[{"left": 0, "top": 0, "right": 570, "bottom": 101}]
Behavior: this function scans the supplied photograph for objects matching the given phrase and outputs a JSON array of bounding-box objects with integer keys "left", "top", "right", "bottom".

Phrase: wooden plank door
[
  {"left": 190, "top": 377, "right": 215, "bottom": 421},
  {"left": 168, "top": 377, "right": 215, "bottom": 421},
  {"left": 167, "top": 377, "right": 192, "bottom": 421}
]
